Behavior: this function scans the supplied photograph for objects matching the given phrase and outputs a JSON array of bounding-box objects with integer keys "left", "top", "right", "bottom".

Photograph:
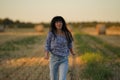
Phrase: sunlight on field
[
  {"left": 80, "top": 27, "right": 120, "bottom": 35},
  {"left": 2, "top": 57, "right": 47, "bottom": 67},
  {"left": 0, "top": 28, "right": 46, "bottom": 36},
  {"left": 1, "top": 56, "right": 83, "bottom": 68}
]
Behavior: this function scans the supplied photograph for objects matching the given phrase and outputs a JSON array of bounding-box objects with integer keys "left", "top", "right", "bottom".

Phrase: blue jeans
[{"left": 49, "top": 53, "right": 68, "bottom": 80}]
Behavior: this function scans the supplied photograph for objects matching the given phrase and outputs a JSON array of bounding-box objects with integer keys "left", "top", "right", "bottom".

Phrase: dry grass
[
  {"left": 80, "top": 27, "right": 120, "bottom": 48},
  {"left": 0, "top": 27, "right": 120, "bottom": 80},
  {"left": 80, "top": 27, "right": 120, "bottom": 35},
  {"left": 97, "top": 35, "right": 120, "bottom": 47},
  {"left": 0, "top": 28, "right": 49, "bottom": 45}
]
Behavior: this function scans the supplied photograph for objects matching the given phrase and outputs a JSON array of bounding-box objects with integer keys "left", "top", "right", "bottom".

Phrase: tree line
[{"left": 0, "top": 18, "right": 120, "bottom": 28}]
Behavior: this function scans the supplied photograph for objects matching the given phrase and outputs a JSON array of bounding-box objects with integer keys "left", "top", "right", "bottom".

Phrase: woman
[{"left": 44, "top": 16, "right": 75, "bottom": 80}]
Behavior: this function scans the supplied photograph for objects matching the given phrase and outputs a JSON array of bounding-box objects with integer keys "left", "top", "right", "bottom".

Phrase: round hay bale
[
  {"left": 34, "top": 24, "right": 44, "bottom": 32},
  {"left": 96, "top": 24, "right": 106, "bottom": 35}
]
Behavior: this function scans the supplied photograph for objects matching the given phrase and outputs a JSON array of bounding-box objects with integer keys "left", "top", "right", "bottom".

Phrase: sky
[{"left": 0, "top": 0, "right": 120, "bottom": 23}]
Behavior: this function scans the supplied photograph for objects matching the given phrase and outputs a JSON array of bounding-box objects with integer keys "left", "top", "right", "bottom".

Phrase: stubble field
[{"left": 0, "top": 27, "right": 120, "bottom": 80}]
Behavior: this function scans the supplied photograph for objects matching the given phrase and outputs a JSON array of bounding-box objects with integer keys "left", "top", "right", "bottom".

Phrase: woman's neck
[
  {"left": 56, "top": 29, "right": 65, "bottom": 36},
  {"left": 57, "top": 29, "right": 62, "bottom": 34}
]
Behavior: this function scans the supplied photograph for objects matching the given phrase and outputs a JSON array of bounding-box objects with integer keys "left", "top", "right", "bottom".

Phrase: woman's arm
[
  {"left": 44, "top": 32, "right": 52, "bottom": 59},
  {"left": 68, "top": 42, "right": 75, "bottom": 56}
]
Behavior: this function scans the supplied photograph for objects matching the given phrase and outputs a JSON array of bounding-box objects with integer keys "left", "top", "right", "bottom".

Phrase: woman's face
[{"left": 55, "top": 21, "right": 63, "bottom": 30}]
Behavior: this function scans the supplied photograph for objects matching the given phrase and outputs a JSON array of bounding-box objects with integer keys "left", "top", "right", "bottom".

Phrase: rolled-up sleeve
[
  {"left": 45, "top": 32, "right": 52, "bottom": 52},
  {"left": 68, "top": 41, "right": 73, "bottom": 49}
]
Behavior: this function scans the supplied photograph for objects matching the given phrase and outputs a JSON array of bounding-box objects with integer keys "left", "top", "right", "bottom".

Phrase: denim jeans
[{"left": 49, "top": 53, "right": 68, "bottom": 80}]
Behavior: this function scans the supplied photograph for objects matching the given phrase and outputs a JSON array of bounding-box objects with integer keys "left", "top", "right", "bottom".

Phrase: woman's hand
[
  {"left": 71, "top": 52, "right": 76, "bottom": 56},
  {"left": 70, "top": 48, "right": 75, "bottom": 56},
  {"left": 44, "top": 51, "right": 49, "bottom": 60},
  {"left": 44, "top": 55, "right": 49, "bottom": 60},
  {"left": 71, "top": 53, "right": 75, "bottom": 56}
]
